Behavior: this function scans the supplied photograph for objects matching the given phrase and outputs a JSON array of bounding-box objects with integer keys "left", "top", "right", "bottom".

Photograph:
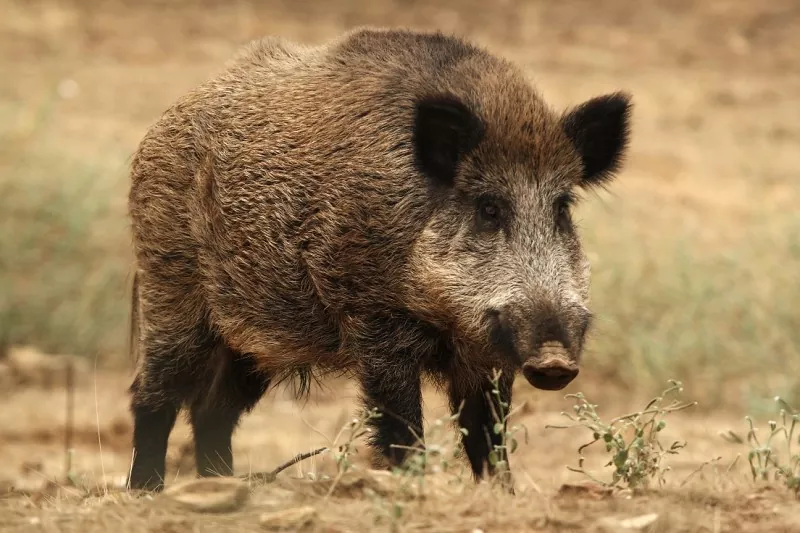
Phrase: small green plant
[
  {"left": 547, "top": 379, "right": 696, "bottom": 489},
  {"left": 372, "top": 408, "right": 471, "bottom": 531},
  {"left": 323, "top": 407, "right": 382, "bottom": 498},
  {"left": 485, "top": 368, "right": 528, "bottom": 490},
  {"left": 721, "top": 396, "right": 799, "bottom": 496},
  {"left": 391, "top": 412, "right": 466, "bottom": 479},
  {"left": 366, "top": 488, "right": 404, "bottom": 533},
  {"left": 331, "top": 407, "right": 382, "bottom": 474},
  {"left": 386, "top": 368, "right": 528, "bottom": 494}
]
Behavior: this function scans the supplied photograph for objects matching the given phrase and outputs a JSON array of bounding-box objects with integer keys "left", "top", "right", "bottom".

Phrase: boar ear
[
  {"left": 413, "top": 95, "right": 484, "bottom": 186},
  {"left": 562, "top": 92, "right": 632, "bottom": 188}
]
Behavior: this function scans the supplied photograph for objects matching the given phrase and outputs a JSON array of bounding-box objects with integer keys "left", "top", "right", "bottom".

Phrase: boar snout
[
  {"left": 522, "top": 342, "right": 579, "bottom": 390},
  {"left": 486, "top": 305, "right": 583, "bottom": 390}
]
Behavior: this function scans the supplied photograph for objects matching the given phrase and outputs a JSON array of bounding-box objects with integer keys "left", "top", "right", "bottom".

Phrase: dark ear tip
[
  {"left": 610, "top": 90, "right": 633, "bottom": 104},
  {"left": 562, "top": 91, "right": 633, "bottom": 125},
  {"left": 562, "top": 90, "right": 634, "bottom": 188},
  {"left": 608, "top": 90, "right": 633, "bottom": 132},
  {"left": 598, "top": 91, "right": 634, "bottom": 117}
]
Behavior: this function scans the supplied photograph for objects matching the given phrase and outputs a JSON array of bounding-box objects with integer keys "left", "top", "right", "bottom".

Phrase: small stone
[
  {"left": 619, "top": 514, "right": 659, "bottom": 528},
  {"left": 57, "top": 79, "right": 80, "bottom": 99},
  {"left": 8, "top": 478, "right": 49, "bottom": 496},
  {"left": 5, "top": 345, "right": 89, "bottom": 389},
  {"left": 557, "top": 482, "right": 613, "bottom": 499},
  {"left": 260, "top": 506, "right": 316, "bottom": 530},
  {"left": 161, "top": 477, "right": 249, "bottom": 513},
  {"left": 0, "top": 479, "right": 14, "bottom": 494},
  {"left": 597, "top": 513, "right": 659, "bottom": 531}
]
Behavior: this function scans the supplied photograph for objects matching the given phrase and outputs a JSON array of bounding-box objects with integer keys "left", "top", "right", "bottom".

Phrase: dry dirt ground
[
  {"left": 2, "top": 0, "right": 800, "bottom": 531},
  {"left": 0, "top": 351, "right": 798, "bottom": 532}
]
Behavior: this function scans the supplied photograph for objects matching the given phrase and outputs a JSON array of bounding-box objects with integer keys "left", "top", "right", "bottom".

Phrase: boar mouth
[{"left": 521, "top": 341, "right": 579, "bottom": 391}]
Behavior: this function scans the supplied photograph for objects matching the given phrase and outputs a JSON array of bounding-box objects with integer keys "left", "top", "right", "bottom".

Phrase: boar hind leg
[
  {"left": 128, "top": 303, "right": 215, "bottom": 491},
  {"left": 190, "top": 348, "right": 270, "bottom": 478},
  {"left": 449, "top": 371, "right": 514, "bottom": 485},
  {"left": 128, "top": 372, "right": 180, "bottom": 492},
  {"left": 360, "top": 359, "right": 424, "bottom": 469}
]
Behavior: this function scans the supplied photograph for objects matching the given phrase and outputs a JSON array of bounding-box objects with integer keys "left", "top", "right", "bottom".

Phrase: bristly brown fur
[{"left": 125, "top": 26, "right": 631, "bottom": 491}]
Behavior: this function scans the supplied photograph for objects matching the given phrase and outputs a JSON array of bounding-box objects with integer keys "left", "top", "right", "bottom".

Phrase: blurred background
[{"left": 1, "top": 0, "right": 798, "bottom": 416}]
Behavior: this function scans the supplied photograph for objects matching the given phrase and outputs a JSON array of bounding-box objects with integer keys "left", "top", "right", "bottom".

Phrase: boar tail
[{"left": 129, "top": 270, "right": 141, "bottom": 367}]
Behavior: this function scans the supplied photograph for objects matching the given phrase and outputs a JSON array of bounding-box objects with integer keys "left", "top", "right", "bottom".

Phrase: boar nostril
[
  {"left": 522, "top": 343, "right": 579, "bottom": 391},
  {"left": 522, "top": 365, "right": 579, "bottom": 391}
]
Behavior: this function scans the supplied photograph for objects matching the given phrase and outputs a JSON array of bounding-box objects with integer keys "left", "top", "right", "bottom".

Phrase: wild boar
[{"left": 126, "top": 27, "right": 631, "bottom": 491}]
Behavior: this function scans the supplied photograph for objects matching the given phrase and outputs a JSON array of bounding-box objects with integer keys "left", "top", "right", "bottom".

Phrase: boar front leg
[
  {"left": 360, "top": 358, "right": 424, "bottom": 469},
  {"left": 449, "top": 371, "right": 515, "bottom": 491}
]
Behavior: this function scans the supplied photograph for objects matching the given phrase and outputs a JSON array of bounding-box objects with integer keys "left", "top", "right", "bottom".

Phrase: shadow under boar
[{"left": 126, "top": 27, "right": 632, "bottom": 491}]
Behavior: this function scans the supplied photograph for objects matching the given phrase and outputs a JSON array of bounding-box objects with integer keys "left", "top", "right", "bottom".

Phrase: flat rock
[
  {"left": 596, "top": 513, "right": 660, "bottom": 532},
  {"left": 161, "top": 477, "right": 249, "bottom": 513},
  {"left": 260, "top": 506, "right": 317, "bottom": 530}
]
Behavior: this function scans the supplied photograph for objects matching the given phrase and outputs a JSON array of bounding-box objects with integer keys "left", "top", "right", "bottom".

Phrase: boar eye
[
  {"left": 555, "top": 193, "right": 574, "bottom": 232},
  {"left": 476, "top": 196, "right": 503, "bottom": 232}
]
